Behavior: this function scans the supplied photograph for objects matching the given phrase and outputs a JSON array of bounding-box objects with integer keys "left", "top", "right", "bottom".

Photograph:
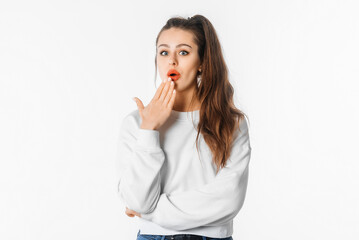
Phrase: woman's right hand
[{"left": 133, "top": 77, "right": 176, "bottom": 130}]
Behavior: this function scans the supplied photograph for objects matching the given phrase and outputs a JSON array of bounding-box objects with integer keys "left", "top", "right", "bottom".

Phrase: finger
[
  {"left": 125, "top": 210, "right": 134, "bottom": 217},
  {"left": 133, "top": 97, "right": 145, "bottom": 114},
  {"left": 167, "top": 88, "right": 176, "bottom": 109},
  {"left": 125, "top": 208, "right": 135, "bottom": 217},
  {"left": 126, "top": 212, "right": 135, "bottom": 217},
  {"left": 153, "top": 78, "right": 169, "bottom": 100},
  {"left": 163, "top": 80, "right": 174, "bottom": 106},
  {"left": 159, "top": 79, "right": 171, "bottom": 102}
]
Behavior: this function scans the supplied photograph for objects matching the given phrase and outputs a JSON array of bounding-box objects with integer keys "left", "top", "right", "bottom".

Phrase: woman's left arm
[{"left": 139, "top": 117, "right": 252, "bottom": 230}]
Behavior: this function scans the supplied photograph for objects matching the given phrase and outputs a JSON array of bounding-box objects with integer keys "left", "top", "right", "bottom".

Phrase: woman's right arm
[
  {"left": 117, "top": 77, "right": 176, "bottom": 214},
  {"left": 116, "top": 113, "right": 165, "bottom": 214}
]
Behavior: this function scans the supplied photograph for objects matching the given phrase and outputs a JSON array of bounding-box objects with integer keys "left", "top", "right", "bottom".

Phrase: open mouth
[{"left": 167, "top": 69, "right": 181, "bottom": 81}]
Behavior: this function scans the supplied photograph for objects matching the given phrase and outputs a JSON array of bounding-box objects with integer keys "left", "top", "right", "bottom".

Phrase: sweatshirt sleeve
[
  {"left": 116, "top": 112, "right": 165, "bottom": 214},
  {"left": 140, "top": 117, "right": 252, "bottom": 230}
]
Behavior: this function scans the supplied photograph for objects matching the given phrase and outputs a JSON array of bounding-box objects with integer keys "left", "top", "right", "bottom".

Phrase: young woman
[{"left": 117, "top": 15, "right": 252, "bottom": 240}]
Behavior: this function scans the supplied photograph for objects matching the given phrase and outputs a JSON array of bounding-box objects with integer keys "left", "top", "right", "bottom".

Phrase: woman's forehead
[{"left": 157, "top": 28, "right": 196, "bottom": 47}]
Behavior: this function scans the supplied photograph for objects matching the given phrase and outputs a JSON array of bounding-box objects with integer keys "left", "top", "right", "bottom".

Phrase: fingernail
[
  {"left": 163, "top": 78, "right": 166, "bottom": 83},
  {"left": 168, "top": 77, "right": 171, "bottom": 81}
]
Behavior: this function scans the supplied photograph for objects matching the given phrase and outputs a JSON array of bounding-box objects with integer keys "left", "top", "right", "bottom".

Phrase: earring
[{"left": 197, "top": 73, "right": 202, "bottom": 86}]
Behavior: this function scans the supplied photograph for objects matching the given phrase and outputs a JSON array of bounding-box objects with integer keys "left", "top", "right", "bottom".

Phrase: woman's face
[{"left": 156, "top": 28, "right": 201, "bottom": 93}]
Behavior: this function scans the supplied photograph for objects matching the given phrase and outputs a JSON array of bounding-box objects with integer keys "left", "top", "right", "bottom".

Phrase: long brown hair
[{"left": 154, "top": 15, "right": 249, "bottom": 174}]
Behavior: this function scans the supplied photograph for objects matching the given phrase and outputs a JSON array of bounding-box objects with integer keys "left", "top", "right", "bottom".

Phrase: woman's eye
[
  {"left": 179, "top": 50, "right": 189, "bottom": 56},
  {"left": 159, "top": 50, "right": 189, "bottom": 56}
]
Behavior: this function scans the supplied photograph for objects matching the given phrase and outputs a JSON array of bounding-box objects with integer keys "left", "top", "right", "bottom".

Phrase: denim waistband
[{"left": 137, "top": 230, "right": 233, "bottom": 240}]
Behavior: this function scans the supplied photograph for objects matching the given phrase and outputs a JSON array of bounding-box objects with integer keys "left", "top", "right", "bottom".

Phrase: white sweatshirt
[{"left": 116, "top": 108, "right": 252, "bottom": 238}]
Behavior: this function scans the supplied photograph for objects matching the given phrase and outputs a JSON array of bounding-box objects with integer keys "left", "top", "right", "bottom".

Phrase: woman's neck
[
  {"left": 172, "top": 84, "right": 201, "bottom": 112},
  {"left": 172, "top": 104, "right": 200, "bottom": 112},
  {"left": 173, "top": 97, "right": 201, "bottom": 112}
]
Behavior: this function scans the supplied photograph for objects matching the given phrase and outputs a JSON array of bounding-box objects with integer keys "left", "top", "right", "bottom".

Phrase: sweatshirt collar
[{"left": 170, "top": 109, "right": 200, "bottom": 122}]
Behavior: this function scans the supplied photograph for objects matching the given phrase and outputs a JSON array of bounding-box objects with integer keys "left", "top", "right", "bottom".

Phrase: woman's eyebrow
[{"left": 157, "top": 43, "right": 192, "bottom": 49}]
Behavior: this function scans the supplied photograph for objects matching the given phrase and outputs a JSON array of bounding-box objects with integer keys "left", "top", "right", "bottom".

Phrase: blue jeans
[{"left": 136, "top": 230, "right": 233, "bottom": 240}]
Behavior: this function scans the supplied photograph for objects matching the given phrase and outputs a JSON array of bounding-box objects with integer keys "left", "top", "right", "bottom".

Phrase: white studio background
[{"left": 0, "top": 0, "right": 358, "bottom": 240}]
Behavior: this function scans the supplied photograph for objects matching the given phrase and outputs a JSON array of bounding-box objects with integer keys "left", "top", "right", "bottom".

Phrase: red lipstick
[{"left": 167, "top": 69, "right": 181, "bottom": 81}]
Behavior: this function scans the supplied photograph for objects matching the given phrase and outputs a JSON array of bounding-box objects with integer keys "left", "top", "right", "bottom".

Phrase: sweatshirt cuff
[{"left": 136, "top": 129, "right": 161, "bottom": 150}]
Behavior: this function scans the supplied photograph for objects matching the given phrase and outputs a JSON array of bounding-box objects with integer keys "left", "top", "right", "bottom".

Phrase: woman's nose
[{"left": 169, "top": 58, "right": 177, "bottom": 66}]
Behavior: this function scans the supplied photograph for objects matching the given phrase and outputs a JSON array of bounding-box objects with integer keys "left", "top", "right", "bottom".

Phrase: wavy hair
[{"left": 154, "top": 14, "right": 249, "bottom": 174}]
